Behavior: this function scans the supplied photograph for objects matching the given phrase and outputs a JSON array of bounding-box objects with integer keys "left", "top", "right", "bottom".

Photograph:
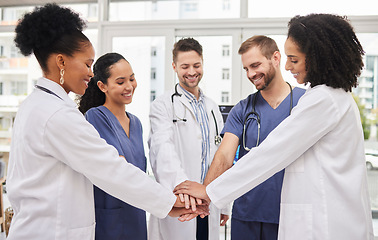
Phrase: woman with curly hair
[
  {"left": 78, "top": 53, "right": 148, "bottom": 239},
  {"left": 7, "top": 4, "right": 195, "bottom": 240},
  {"left": 175, "top": 14, "right": 374, "bottom": 239}
]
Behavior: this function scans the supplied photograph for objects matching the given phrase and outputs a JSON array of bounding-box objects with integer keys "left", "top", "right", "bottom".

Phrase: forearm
[{"left": 203, "top": 152, "right": 233, "bottom": 186}]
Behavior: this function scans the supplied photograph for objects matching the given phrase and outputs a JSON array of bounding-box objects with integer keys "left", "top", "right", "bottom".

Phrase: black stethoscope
[
  {"left": 35, "top": 85, "right": 63, "bottom": 100},
  {"left": 171, "top": 83, "right": 222, "bottom": 145},
  {"left": 242, "top": 82, "right": 293, "bottom": 151}
]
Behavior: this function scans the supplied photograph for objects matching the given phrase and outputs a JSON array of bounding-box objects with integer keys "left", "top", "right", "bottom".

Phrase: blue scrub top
[
  {"left": 86, "top": 106, "right": 147, "bottom": 240},
  {"left": 222, "top": 87, "right": 305, "bottom": 223}
]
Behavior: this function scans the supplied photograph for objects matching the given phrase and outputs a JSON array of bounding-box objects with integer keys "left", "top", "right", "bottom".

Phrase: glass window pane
[
  {"left": 109, "top": 0, "right": 240, "bottom": 21},
  {"left": 62, "top": 3, "right": 98, "bottom": 22},
  {"left": 355, "top": 33, "right": 378, "bottom": 113},
  {"left": 112, "top": 36, "right": 165, "bottom": 144},
  {"left": 0, "top": 6, "right": 34, "bottom": 25},
  {"left": 248, "top": 0, "right": 376, "bottom": 18}
]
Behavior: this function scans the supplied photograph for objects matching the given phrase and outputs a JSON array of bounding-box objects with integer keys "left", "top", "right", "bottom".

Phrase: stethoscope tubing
[
  {"left": 242, "top": 82, "right": 293, "bottom": 151},
  {"left": 171, "top": 83, "right": 221, "bottom": 145}
]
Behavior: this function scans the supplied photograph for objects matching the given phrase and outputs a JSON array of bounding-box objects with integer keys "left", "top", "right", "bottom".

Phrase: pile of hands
[{"left": 168, "top": 180, "right": 211, "bottom": 222}]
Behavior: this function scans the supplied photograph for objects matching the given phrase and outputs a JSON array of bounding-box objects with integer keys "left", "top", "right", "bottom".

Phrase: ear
[
  {"left": 272, "top": 51, "right": 281, "bottom": 67},
  {"left": 172, "top": 62, "right": 177, "bottom": 72},
  {"left": 97, "top": 81, "right": 107, "bottom": 93},
  {"left": 56, "top": 54, "right": 65, "bottom": 70}
]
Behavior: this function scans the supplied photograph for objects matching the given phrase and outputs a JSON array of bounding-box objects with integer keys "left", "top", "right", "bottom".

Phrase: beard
[{"left": 258, "top": 62, "right": 276, "bottom": 91}]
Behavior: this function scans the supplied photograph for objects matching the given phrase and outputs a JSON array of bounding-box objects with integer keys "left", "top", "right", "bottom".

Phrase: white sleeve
[
  {"left": 207, "top": 88, "right": 339, "bottom": 209},
  {"left": 148, "top": 97, "right": 189, "bottom": 190},
  {"left": 44, "top": 107, "right": 176, "bottom": 218}
]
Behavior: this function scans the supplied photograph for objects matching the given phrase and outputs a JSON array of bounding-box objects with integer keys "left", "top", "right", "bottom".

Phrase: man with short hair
[
  {"left": 148, "top": 37, "right": 229, "bottom": 240},
  {"left": 203, "top": 35, "right": 305, "bottom": 240}
]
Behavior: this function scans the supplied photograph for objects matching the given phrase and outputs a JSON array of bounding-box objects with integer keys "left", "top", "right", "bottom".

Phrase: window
[
  {"left": 222, "top": 45, "right": 230, "bottom": 57},
  {"left": 109, "top": 0, "right": 239, "bottom": 21},
  {"left": 222, "top": 68, "right": 230, "bottom": 80},
  {"left": 248, "top": 0, "right": 377, "bottom": 18},
  {"left": 11, "top": 81, "right": 27, "bottom": 95},
  {"left": 151, "top": 47, "right": 157, "bottom": 57},
  {"left": 151, "top": 68, "right": 156, "bottom": 80},
  {"left": 183, "top": 3, "right": 198, "bottom": 12},
  {"left": 221, "top": 91, "right": 229, "bottom": 103},
  {"left": 223, "top": 0, "right": 231, "bottom": 11},
  {"left": 150, "top": 90, "right": 156, "bottom": 102}
]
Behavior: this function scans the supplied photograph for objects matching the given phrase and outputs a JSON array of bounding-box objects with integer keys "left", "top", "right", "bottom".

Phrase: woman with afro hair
[
  {"left": 174, "top": 14, "right": 374, "bottom": 240},
  {"left": 7, "top": 4, "right": 196, "bottom": 240}
]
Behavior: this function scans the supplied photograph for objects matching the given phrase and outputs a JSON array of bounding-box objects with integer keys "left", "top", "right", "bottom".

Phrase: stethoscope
[
  {"left": 242, "top": 82, "right": 293, "bottom": 151},
  {"left": 171, "top": 83, "right": 222, "bottom": 145},
  {"left": 35, "top": 85, "right": 63, "bottom": 100}
]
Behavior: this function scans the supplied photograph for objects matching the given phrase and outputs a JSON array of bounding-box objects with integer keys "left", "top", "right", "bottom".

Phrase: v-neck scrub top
[
  {"left": 85, "top": 106, "right": 147, "bottom": 240},
  {"left": 223, "top": 87, "right": 305, "bottom": 223}
]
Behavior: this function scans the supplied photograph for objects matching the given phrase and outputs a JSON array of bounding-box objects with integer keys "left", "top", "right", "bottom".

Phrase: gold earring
[{"left": 60, "top": 69, "right": 65, "bottom": 85}]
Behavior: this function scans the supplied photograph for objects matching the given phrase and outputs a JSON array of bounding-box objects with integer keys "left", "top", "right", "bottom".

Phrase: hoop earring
[{"left": 60, "top": 69, "right": 65, "bottom": 85}]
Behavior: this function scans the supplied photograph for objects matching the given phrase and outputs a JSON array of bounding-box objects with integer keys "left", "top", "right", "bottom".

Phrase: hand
[
  {"left": 220, "top": 214, "right": 229, "bottom": 226},
  {"left": 177, "top": 193, "right": 203, "bottom": 211},
  {"left": 177, "top": 204, "right": 210, "bottom": 222},
  {"left": 174, "top": 180, "right": 210, "bottom": 203},
  {"left": 168, "top": 207, "right": 193, "bottom": 218}
]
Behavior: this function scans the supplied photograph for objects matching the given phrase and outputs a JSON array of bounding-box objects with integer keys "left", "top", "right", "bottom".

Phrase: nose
[
  {"left": 124, "top": 81, "right": 133, "bottom": 90},
  {"left": 247, "top": 69, "right": 256, "bottom": 80},
  {"left": 188, "top": 66, "right": 196, "bottom": 75},
  {"left": 285, "top": 59, "right": 292, "bottom": 71},
  {"left": 89, "top": 68, "right": 94, "bottom": 78}
]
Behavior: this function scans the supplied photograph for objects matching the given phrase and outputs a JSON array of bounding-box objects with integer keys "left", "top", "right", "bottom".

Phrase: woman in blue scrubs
[{"left": 78, "top": 53, "right": 147, "bottom": 240}]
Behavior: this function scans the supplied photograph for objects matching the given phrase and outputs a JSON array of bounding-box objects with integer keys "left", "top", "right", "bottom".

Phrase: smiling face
[
  {"left": 241, "top": 46, "right": 277, "bottom": 91},
  {"left": 172, "top": 50, "right": 203, "bottom": 95},
  {"left": 62, "top": 43, "right": 95, "bottom": 95},
  {"left": 284, "top": 37, "right": 307, "bottom": 84},
  {"left": 99, "top": 59, "right": 136, "bottom": 107}
]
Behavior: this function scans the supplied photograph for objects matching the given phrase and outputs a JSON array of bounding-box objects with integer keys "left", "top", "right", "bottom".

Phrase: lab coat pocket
[
  {"left": 279, "top": 203, "right": 312, "bottom": 240},
  {"left": 67, "top": 222, "right": 95, "bottom": 240},
  {"left": 286, "top": 155, "right": 305, "bottom": 173}
]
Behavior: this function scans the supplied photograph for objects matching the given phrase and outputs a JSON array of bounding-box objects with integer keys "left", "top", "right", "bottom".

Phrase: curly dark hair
[
  {"left": 78, "top": 53, "right": 127, "bottom": 114},
  {"left": 14, "top": 3, "right": 90, "bottom": 73},
  {"left": 287, "top": 14, "right": 364, "bottom": 92},
  {"left": 172, "top": 37, "right": 203, "bottom": 63}
]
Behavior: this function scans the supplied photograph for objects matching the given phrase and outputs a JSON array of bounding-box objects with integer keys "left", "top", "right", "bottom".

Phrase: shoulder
[
  {"left": 232, "top": 94, "right": 254, "bottom": 112},
  {"left": 292, "top": 86, "right": 306, "bottom": 95},
  {"left": 85, "top": 106, "right": 107, "bottom": 119}
]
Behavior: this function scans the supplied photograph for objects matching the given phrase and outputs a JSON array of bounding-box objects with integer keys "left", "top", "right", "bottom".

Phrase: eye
[
  {"left": 130, "top": 78, "right": 135, "bottom": 82},
  {"left": 117, "top": 81, "right": 124, "bottom": 85}
]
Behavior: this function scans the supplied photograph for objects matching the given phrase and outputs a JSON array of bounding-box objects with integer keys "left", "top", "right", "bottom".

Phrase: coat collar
[{"left": 36, "top": 77, "right": 76, "bottom": 108}]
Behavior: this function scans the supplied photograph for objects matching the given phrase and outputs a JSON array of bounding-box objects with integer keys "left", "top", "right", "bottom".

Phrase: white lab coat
[
  {"left": 7, "top": 77, "right": 176, "bottom": 240},
  {"left": 207, "top": 85, "right": 374, "bottom": 240},
  {"left": 148, "top": 86, "right": 229, "bottom": 240}
]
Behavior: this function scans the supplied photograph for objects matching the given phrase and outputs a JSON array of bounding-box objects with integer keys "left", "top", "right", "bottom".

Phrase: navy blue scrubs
[
  {"left": 222, "top": 87, "right": 305, "bottom": 240},
  {"left": 86, "top": 106, "right": 147, "bottom": 240}
]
